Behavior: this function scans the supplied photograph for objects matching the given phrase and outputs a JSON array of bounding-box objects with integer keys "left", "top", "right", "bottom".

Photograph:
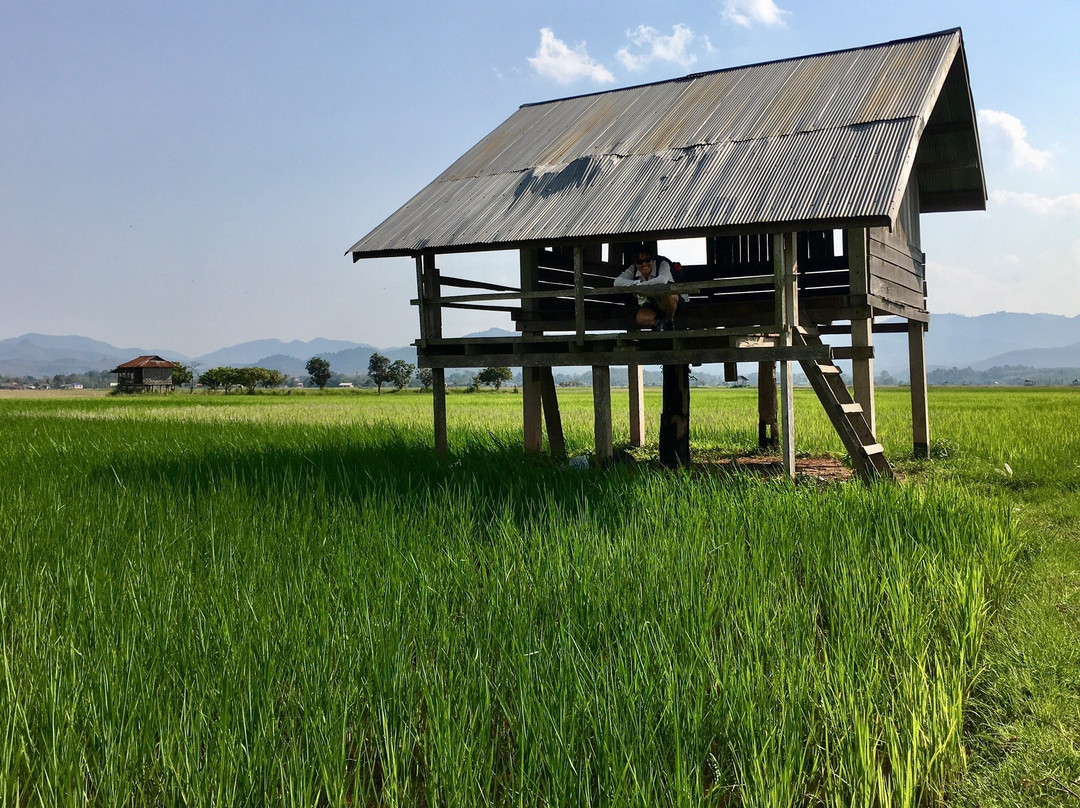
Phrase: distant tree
[
  {"left": 388, "top": 360, "right": 415, "bottom": 391},
  {"left": 416, "top": 367, "right": 434, "bottom": 391},
  {"left": 477, "top": 366, "right": 513, "bottom": 390},
  {"left": 306, "top": 356, "right": 332, "bottom": 390},
  {"left": 172, "top": 362, "right": 193, "bottom": 389},
  {"left": 367, "top": 352, "right": 392, "bottom": 394},
  {"left": 262, "top": 369, "right": 287, "bottom": 389},
  {"left": 237, "top": 366, "right": 272, "bottom": 393},
  {"left": 199, "top": 366, "right": 242, "bottom": 393}
]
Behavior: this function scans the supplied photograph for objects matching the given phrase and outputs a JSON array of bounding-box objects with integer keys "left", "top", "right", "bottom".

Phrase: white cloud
[
  {"left": 617, "top": 24, "right": 699, "bottom": 71},
  {"left": 990, "top": 189, "right": 1080, "bottom": 214},
  {"left": 978, "top": 109, "right": 1052, "bottom": 170},
  {"left": 528, "top": 28, "right": 614, "bottom": 85},
  {"left": 721, "top": 0, "right": 789, "bottom": 27}
]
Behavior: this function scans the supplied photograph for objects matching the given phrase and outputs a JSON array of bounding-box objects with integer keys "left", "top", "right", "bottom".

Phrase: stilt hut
[
  {"left": 110, "top": 355, "right": 175, "bottom": 392},
  {"left": 347, "top": 29, "right": 985, "bottom": 481}
]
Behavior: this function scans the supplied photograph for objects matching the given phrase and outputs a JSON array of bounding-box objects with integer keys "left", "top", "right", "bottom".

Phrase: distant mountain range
[{"left": 4, "top": 313, "right": 1080, "bottom": 378}]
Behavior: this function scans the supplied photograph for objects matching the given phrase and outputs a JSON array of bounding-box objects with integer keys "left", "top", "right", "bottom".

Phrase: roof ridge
[{"left": 519, "top": 28, "right": 962, "bottom": 110}]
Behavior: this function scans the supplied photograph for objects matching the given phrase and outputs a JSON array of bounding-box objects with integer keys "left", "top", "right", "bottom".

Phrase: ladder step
[
  {"left": 862, "top": 443, "right": 885, "bottom": 456},
  {"left": 817, "top": 363, "right": 842, "bottom": 375},
  {"left": 841, "top": 402, "right": 863, "bottom": 414}
]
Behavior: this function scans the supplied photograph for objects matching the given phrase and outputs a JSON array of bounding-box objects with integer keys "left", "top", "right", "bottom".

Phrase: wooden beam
[
  {"left": 909, "top": 320, "right": 930, "bottom": 458},
  {"left": 628, "top": 364, "right": 645, "bottom": 447},
  {"left": 592, "top": 365, "right": 612, "bottom": 465}
]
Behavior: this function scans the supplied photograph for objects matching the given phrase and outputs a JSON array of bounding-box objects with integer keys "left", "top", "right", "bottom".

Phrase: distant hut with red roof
[{"left": 110, "top": 355, "right": 175, "bottom": 392}]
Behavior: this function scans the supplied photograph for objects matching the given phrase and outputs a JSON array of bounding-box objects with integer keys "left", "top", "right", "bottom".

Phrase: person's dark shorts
[{"left": 637, "top": 301, "right": 664, "bottom": 319}]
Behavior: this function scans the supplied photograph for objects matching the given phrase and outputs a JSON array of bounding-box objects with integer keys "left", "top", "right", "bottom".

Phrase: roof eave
[{"left": 350, "top": 214, "right": 895, "bottom": 261}]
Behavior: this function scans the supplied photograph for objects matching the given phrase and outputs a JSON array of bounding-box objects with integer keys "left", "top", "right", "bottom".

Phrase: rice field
[{"left": 1, "top": 386, "right": 1074, "bottom": 806}]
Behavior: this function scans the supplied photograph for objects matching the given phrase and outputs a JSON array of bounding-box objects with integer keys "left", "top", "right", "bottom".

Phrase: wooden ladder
[{"left": 793, "top": 324, "right": 895, "bottom": 483}]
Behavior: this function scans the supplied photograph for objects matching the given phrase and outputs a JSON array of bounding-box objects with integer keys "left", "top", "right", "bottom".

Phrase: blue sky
[{"left": 3, "top": 0, "right": 1078, "bottom": 356}]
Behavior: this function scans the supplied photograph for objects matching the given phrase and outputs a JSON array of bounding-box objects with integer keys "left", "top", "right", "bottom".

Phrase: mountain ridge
[{"left": 4, "top": 314, "right": 1080, "bottom": 378}]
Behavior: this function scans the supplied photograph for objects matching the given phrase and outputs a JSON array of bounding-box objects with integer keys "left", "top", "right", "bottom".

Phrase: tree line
[{"left": 183, "top": 353, "right": 516, "bottom": 393}]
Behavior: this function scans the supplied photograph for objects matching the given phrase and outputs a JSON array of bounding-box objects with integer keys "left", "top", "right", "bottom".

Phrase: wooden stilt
[
  {"left": 523, "top": 366, "right": 543, "bottom": 452},
  {"left": 628, "top": 364, "right": 645, "bottom": 447},
  {"left": 847, "top": 228, "right": 876, "bottom": 433},
  {"left": 418, "top": 252, "right": 446, "bottom": 458},
  {"left": 908, "top": 320, "right": 930, "bottom": 458},
  {"left": 774, "top": 232, "right": 798, "bottom": 478},
  {"left": 593, "top": 366, "right": 613, "bottom": 465},
  {"left": 432, "top": 368, "right": 447, "bottom": 460},
  {"left": 757, "top": 361, "right": 779, "bottom": 450},
  {"left": 659, "top": 364, "right": 690, "bottom": 468},
  {"left": 539, "top": 367, "right": 566, "bottom": 459}
]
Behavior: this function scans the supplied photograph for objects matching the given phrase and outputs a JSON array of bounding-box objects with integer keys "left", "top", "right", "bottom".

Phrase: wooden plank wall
[{"left": 868, "top": 227, "right": 926, "bottom": 311}]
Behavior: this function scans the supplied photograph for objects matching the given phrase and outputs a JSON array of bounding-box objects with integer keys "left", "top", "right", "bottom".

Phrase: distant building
[{"left": 110, "top": 356, "right": 175, "bottom": 392}]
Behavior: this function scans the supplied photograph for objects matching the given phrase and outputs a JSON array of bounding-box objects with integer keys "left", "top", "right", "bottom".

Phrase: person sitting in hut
[{"left": 614, "top": 248, "right": 681, "bottom": 330}]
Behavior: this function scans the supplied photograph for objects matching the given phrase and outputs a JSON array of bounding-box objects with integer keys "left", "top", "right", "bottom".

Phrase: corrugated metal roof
[
  {"left": 349, "top": 29, "right": 984, "bottom": 259},
  {"left": 111, "top": 355, "right": 175, "bottom": 370}
]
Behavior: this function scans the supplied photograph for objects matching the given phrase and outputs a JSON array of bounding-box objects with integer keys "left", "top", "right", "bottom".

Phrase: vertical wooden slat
[
  {"left": 539, "top": 367, "right": 566, "bottom": 459},
  {"left": 592, "top": 365, "right": 612, "bottom": 465},
  {"left": 574, "top": 246, "right": 585, "bottom": 343},
  {"left": 848, "top": 227, "right": 876, "bottom": 433},
  {"left": 432, "top": 368, "right": 447, "bottom": 460},
  {"left": 628, "top": 364, "right": 645, "bottom": 447},
  {"left": 908, "top": 320, "right": 930, "bottom": 458}
]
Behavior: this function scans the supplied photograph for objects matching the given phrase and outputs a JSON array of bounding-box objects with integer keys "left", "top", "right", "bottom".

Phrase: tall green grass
[{"left": 0, "top": 389, "right": 1032, "bottom": 805}]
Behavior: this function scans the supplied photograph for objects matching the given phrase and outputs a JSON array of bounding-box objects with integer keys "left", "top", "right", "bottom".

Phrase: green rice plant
[{"left": 0, "top": 389, "right": 1033, "bottom": 805}]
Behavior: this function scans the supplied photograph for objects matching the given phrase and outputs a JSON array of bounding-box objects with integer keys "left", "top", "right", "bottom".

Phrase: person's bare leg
[
  {"left": 636, "top": 307, "right": 659, "bottom": 328},
  {"left": 660, "top": 295, "right": 678, "bottom": 321}
]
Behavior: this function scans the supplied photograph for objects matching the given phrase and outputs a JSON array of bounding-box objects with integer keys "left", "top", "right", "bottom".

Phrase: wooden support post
[
  {"left": 414, "top": 256, "right": 427, "bottom": 347},
  {"left": 539, "top": 367, "right": 566, "bottom": 460},
  {"left": 432, "top": 368, "right": 447, "bottom": 460},
  {"left": 757, "top": 361, "right": 779, "bottom": 450},
  {"left": 523, "top": 366, "right": 543, "bottom": 453},
  {"left": 774, "top": 232, "right": 798, "bottom": 478},
  {"left": 628, "top": 364, "right": 645, "bottom": 447},
  {"left": 659, "top": 364, "right": 690, "bottom": 468},
  {"left": 592, "top": 365, "right": 612, "bottom": 465},
  {"left": 419, "top": 252, "right": 447, "bottom": 458},
  {"left": 847, "top": 227, "right": 876, "bottom": 433},
  {"left": 908, "top": 320, "right": 930, "bottom": 458},
  {"left": 520, "top": 247, "right": 547, "bottom": 454},
  {"left": 421, "top": 252, "right": 442, "bottom": 341}
]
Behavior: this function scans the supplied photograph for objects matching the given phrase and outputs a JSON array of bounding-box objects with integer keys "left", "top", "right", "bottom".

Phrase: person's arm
[
  {"left": 650, "top": 260, "right": 675, "bottom": 285},
  {"left": 637, "top": 260, "right": 673, "bottom": 288},
  {"left": 613, "top": 266, "right": 638, "bottom": 287}
]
